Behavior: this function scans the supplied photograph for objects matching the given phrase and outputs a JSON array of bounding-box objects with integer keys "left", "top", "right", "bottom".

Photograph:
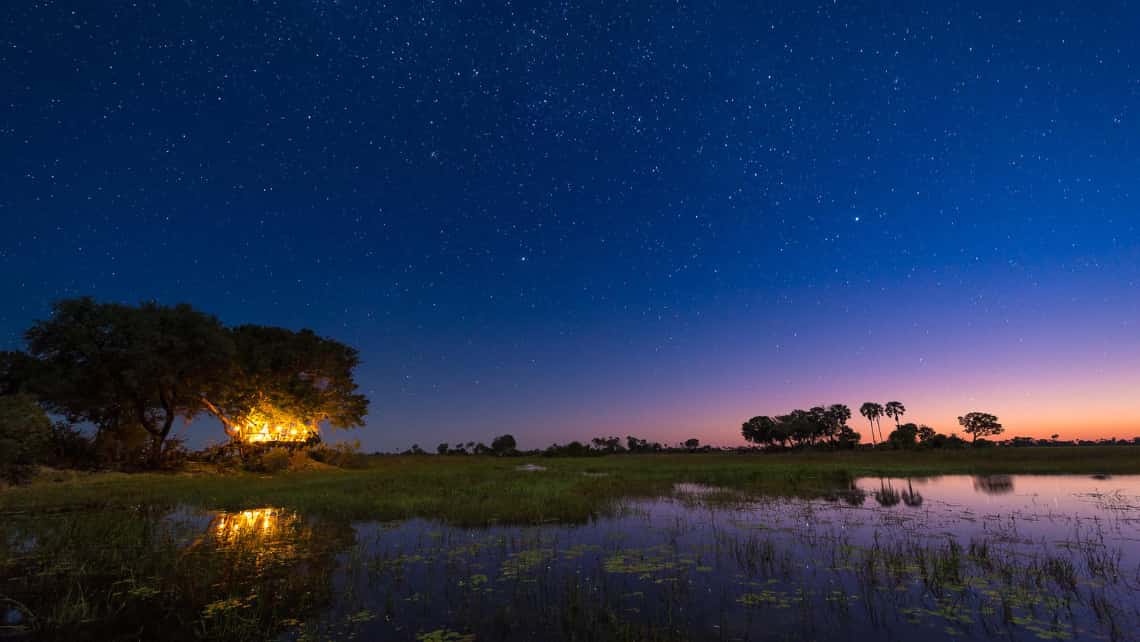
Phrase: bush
[
  {"left": 254, "top": 447, "right": 292, "bottom": 473},
  {"left": 309, "top": 440, "right": 367, "bottom": 468},
  {"left": 289, "top": 449, "right": 312, "bottom": 470},
  {"left": 0, "top": 395, "right": 52, "bottom": 483},
  {"left": 194, "top": 442, "right": 243, "bottom": 468},
  {"left": 158, "top": 436, "right": 191, "bottom": 470},
  {"left": 45, "top": 421, "right": 98, "bottom": 469}
]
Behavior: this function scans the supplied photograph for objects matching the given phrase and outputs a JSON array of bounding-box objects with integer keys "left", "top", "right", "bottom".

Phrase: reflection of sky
[
  {"left": 320, "top": 474, "right": 1140, "bottom": 641},
  {"left": 845, "top": 475, "right": 1140, "bottom": 568}
]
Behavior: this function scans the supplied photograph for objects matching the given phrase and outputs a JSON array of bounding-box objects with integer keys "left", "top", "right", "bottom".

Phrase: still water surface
[{"left": 3, "top": 474, "right": 1139, "bottom": 641}]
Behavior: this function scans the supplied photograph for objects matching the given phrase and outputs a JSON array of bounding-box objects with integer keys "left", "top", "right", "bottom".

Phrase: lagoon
[{"left": 4, "top": 473, "right": 1138, "bottom": 640}]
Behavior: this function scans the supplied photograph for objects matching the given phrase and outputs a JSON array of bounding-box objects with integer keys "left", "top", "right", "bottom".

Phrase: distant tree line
[
  {"left": 742, "top": 402, "right": 1007, "bottom": 451},
  {"left": 398, "top": 405, "right": 1140, "bottom": 459},
  {"left": 411, "top": 434, "right": 710, "bottom": 458}
]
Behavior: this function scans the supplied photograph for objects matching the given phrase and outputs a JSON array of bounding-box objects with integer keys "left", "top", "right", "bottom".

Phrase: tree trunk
[{"left": 148, "top": 407, "right": 175, "bottom": 468}]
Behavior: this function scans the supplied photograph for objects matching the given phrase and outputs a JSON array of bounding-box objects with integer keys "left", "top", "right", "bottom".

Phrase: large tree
[
  {"left": 23, "top": 298, "right": 233, "bottom": 466},
  {"left": 958, "top": 412, "right": 1003, "bottom": 443},
  {"left": 742, "top": 415, "right": 782, "bottom": 448},
  {"left": 490, "top": 434, "right": 517, "bottom": 456},
  {"left": 198, "top": 325, "right": 369, "bottom": 445}
]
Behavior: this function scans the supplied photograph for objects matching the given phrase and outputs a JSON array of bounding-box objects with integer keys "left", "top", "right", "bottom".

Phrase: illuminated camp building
[{"left": 234, "top": 403, "right": 318, "bottom": 445}]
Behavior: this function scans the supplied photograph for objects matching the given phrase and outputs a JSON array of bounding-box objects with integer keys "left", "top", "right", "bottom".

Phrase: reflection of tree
[
  {"left": 823, "top": 481, "right": 867, "bottom": 506},
  {"left": 973, "top": 475, "right": 1014, "bottom": 495},
  {"left": 0, "top": 506, "right": 354, "bottom": 640},
  {"left": 900, "top": 481, "right": 923, "bottom": 507},
  {"left": 873, "top": 481, "right": 901, "bottom": 507},
  {"left": 189, "top": 506, "right": 356, "bottom": 638}
]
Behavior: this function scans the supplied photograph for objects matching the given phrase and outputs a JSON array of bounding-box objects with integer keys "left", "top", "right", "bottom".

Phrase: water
[{"left": 2, "top": 474, "right": 1138, "bottom": 641}]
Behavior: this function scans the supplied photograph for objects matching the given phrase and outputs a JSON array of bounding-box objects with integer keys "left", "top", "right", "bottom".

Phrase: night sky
[{"left": 3, "top": 1, "right": 1138, "bottom": 450}]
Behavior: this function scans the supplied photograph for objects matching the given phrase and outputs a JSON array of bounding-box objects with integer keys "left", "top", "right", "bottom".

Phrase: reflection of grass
[
  {"left": 0, "top": 507, "right": 352, "bottom": 640},
  {"left": 3, "top": 480, "right": 1136, "bottom": 641},
  {"left": 6, "top": 447, "right": 1138, "bottom": 526}
]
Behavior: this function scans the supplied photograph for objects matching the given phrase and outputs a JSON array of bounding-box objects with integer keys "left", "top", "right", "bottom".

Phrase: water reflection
[
  {"left": 972, "top": 474, "right": 1014, "bottom": 494},
  {"left": 200, "top": 506, "right": 309, "bottom": 567},
  {"left": 900, "top": 480, "right": 924, "bottom": 506},
  {"left": 872, "top": 480, "right": 901, "bottom": 506},
  {"left": 4, "top": 475, "right": 1140, "bottom": 642},
  {"left": 304, "top": 475, "right": 1140, "bottom": 641},
  {"left": 0, "top": 505, "right": 354, "bottom": 641}
]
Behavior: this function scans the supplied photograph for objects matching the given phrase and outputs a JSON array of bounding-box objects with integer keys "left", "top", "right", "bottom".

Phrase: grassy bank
[{"left": 1, "top": 446, "right": 1138, "bottom": 525}]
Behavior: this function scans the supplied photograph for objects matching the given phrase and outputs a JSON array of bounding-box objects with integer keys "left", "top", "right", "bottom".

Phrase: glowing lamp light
[{"left": 234, "top": 404, "right": 317, "bottom": 445}]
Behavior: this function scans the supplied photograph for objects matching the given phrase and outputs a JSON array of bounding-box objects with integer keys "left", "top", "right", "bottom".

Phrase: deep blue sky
[{"left": 3, "top": 1, "right": 1138, "bottom": 450}]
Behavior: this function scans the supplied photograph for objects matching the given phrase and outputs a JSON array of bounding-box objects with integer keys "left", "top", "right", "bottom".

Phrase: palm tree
[
  {"left": 884, "top": 401, "right": 906, "bottom": 429},
  {"left": 860, "top": 402, "right": 884, "bottom": 446}
]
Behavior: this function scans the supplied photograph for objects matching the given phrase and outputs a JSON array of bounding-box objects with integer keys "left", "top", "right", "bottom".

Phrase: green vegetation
[
  {"left": 3, "top": 297, "right": 368, "bottom": 469},
  {"left": 3, "top": 450, "right": 1138, "bottom": 640},
  {"left": 3, "top": 447, "right": 1138, "bottom": 525}
]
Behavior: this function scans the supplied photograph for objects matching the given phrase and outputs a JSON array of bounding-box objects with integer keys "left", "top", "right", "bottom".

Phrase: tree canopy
[
  {"left": 22, "top": 298, "right": 234, "bottom": 465},
  {"left": 741, "top": 404, "right": 858, "bottom": 450},
  {"left": 198, "top": 324, "right": 369, "bottom": 442},
  {"left": 491, "top": 434, "right": 517, "bottom": 455},
  {"left": 12, "top": 297, "right": 369, "bottom": 466},
  {"left": 958, "top": 412, "right": 1003, "bottom": 442}
]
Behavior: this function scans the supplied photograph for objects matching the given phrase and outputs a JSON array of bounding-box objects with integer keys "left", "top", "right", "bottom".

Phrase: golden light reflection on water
[
  {"left": 205, "top": 507, "right": 306, "bottom": 566},
  {"left": 213, "top": 508, "right": 289, "bottom": 541}
]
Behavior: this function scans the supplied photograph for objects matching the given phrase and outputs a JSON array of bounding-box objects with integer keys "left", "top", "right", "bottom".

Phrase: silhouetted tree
[
  {"left": 684, "top": 438, "right": 700, "bottom": 451},
  {"left": 884, "top": 401, "right": 906, "bottom": 429},
  {"left": 742, "top": 416, "right": 783, "bottom": 449},
  {"left": 836, "top": 424, "right": 862, "bottom": 449},
  {"left": 824, "top": 404, "right": 852, "bottom": 444},
  {"left": 591, "top": 436, "right": 624, "bottom": 453},
  {"left": 916, "top": 424, "right": 936, "bottom": 444},
  {"left": 859, "top": 402, "right": 884, "bottom": 446},
  {"left": 22, "top": 298, "right": 234, "bottom": 467},
  {"left": 437, "top": 443, "right": 449, "bottom": 455},
  {"left": 958, "top": 412, "right": 1003, "bottom": 443},
  {"left": 491, "top": 434, "right": 517, "bottom": 456},
  {"left": 887, "top": 422, "right": 919, "bottom": 449}
]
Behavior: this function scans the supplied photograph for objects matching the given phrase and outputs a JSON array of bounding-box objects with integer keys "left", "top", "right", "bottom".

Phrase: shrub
[
  {"left": 45, "top": 421, "right": 98, "bottom": 469},
  {"left": 249, "top": 447, "right": 292, "bottom": 473},
  {"left": 158, "top": 436, "right": 191, "bottom": 470},
  {"left": 195, "top": 442, "right": 243, "bottom": 468},
  {"left": 309, "top": 440, "right": 366, "bottom": 468},
  {"left": 289, "top": 449, "right": 312, "bottom": 470},
  {"left": 0, "top": 395, "right": 52, "bottom": 483}
]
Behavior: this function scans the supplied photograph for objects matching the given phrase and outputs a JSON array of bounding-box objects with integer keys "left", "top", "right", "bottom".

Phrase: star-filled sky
[{"left": 3, "top": 1, "right": 1138, "bottom": 450}]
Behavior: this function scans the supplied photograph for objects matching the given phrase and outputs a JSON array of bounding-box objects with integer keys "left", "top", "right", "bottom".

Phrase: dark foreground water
[{"left": 3, "top": 475, "right": 1139, "bottom": 641}]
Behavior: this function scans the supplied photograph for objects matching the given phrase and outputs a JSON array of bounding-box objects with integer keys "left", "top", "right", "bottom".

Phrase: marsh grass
[
  {"left": 3, "top": 448, "right": 1140, "bottom": 640},
  {"left": 5, "top": 447, "right": 1137, "bottom": 527}
]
